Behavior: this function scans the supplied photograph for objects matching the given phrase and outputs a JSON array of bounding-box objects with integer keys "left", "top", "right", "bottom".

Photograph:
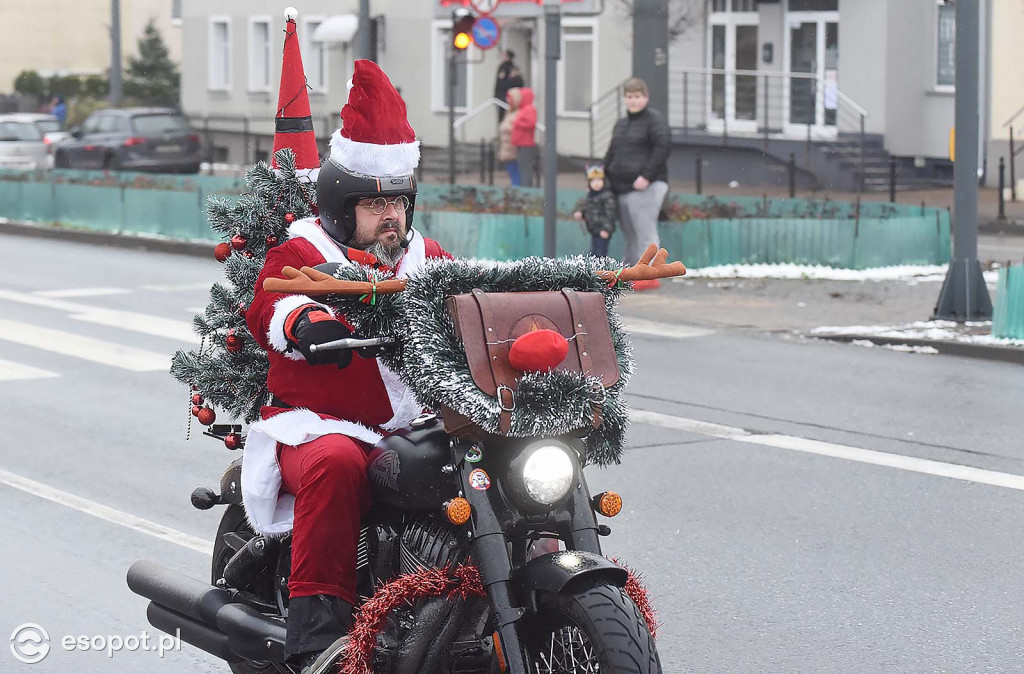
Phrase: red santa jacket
[{"left": 240, "top": 217, "right": 451, "bottom": 535}]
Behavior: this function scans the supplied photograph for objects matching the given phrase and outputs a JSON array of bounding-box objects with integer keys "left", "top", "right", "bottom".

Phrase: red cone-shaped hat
[
  {"left": 272, "top": 7, "right": 320, "bottom": 171},
  {"left": 328, "top": 60, "right": 420, "bottom": 176}
]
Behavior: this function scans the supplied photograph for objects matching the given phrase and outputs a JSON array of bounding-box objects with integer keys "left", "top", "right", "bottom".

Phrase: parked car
[
  {"left": 0, "top": 113, "right": 58, "bottom": 170},
  {"left": 54, "top": 108, "right": 201, "bottom": 173}
]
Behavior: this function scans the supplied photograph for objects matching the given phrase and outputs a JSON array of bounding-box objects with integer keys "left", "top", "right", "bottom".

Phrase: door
[
  {"left": 785, "top": 14, "right": 839, "bottom": 136},
  {"left": 708, "top": 16, "right": 759, "bottom": 133}
]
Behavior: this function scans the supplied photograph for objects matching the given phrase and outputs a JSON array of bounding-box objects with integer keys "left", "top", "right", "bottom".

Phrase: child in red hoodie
[{"left": 507, "top": 87, "right": 537, "bottom": 187}]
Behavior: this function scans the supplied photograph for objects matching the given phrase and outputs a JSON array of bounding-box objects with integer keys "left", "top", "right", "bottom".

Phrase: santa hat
[
  {"left": 329, "top": 60, "right": 420, "bottom": 176},
  {"left": 272, "top": 7, "right": 321, "bottom": 174}
]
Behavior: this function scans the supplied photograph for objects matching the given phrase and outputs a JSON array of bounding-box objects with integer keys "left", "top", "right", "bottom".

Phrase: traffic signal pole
[
  {"left": 543, "top": 2, "right": 561, "bottom": 258},
  {"left": 933, "top": 0, "right": 992, "bottom": 321},
  {"left": 448, "top": 47, "right": 457, "bottom": 185}
]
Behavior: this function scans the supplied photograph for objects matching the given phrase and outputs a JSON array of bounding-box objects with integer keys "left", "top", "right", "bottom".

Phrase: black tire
[
  {"left": 212, "top": 506, "right": 277, "bottom": 674},
  {"left": 530, "top": 578, "right": 661, "bottom": 674}
]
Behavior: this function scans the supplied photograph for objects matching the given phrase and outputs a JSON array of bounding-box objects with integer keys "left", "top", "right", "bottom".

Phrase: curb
[
  {"left": 812, "top": 333, "right": 1024, "bottom": 365},
  {"left": 0, "top": 220, "right": 213, "bottom": 259}
]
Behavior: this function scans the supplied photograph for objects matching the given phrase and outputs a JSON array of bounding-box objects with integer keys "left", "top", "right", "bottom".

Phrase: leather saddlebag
[{"left": 444, "top": 288, "right": 620, "bottom": 434}]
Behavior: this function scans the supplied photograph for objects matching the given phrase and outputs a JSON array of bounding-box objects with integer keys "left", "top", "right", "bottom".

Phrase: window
[
  {"left": 302, "top": 17, "right": 328, "bottom": 93},
  {"left": 431, "top": 21, "right": 471, "bottom": 111},
  {"left": 559, "top": 20, "right": 597, "bottom": 115},
  {"left": 0, "top": 122, "right": 42, "bottom": 141},
  {"left": 937, "top": 0, "right": 956, "bottom": 88},
  {"left": 131, "top": 114, "right": 189, "bottom": 135},
  {"left": 172, "top": 0, "right": 182, "bottom": 22},
  {"left": 208, "top": 17, "right": 232, "bottom": 91},
  {"left": 83, "top": 115, "right": 103, "bottom": 135},
  {"left": 248, "top": 17, "right": 272, "bottom": 92},
  {"left": 712, "top": 0, "right": 758, "bottom": 11},
  {"left": 99, "top": 115, "right": 124, "bottom": 133},
  {"left": 788, "top": 0, "right": 837, "bottom": 9}
]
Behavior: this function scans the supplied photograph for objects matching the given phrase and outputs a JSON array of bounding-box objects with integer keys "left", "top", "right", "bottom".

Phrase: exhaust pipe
[
  {"left": 128, "top": 560, "right": 287, "bottom": 663},
  {"left": 128, "top": 560, "right": 232, "bottom": 624},
  {"left": 147, "top": 603, "right": 241, "bottom": 663}
]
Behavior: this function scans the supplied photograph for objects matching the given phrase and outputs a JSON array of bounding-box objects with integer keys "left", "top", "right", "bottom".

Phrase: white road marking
[
  {"left": 632, "top": 410, "right": 1024, "bottom": 492},
  {"left": 0, "top": 287, "right": 199, "bottom": 343},
  {"left": 621, "top": 317, "right": 714, "bottom": 340},
  {"left": 0, "top": 468, "right": 211, "bottom": 554},
  {"left": 0, "top": 320, "right": 171, "bottom": 371},
  {"left": 0, "top": 358, "right": 60, "bottom": 381},
  {"left": 142, "top": 282, "right": 219, "bottom": 292},
  {"left": 35, "top": 287, "right": 132, "bottom": 298}
]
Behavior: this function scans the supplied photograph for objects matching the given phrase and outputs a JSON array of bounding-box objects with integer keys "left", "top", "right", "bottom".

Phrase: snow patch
[
  {"left": 814, "top": 321, "right": 1024, "bottom": 348},
  {"left": 677, "top": 263, "right": 999, "bottom": 284}
]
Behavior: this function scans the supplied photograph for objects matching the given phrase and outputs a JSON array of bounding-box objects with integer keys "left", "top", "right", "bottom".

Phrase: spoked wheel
[{"left": 530, "top": 579, "right": 661, "bottom": 674}]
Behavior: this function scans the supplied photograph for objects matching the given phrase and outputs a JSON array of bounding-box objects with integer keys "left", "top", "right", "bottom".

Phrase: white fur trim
[
  {"left": 241, "top": 409, "right": 383, "bottom": 535},
  {"left": 287, "top": 217, "right": 351, "bottom": 263},
  {"left": 329, "top": 130, "right": 420, "bottom": 177},
  {"left": 268, "top": 294, "right": 335, "bottom": 360}
]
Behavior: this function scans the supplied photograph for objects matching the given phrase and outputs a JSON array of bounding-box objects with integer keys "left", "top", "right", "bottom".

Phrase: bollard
[
  {"left": 479, "top": 138, "right": 486, "bottom": 185},
  {"left": 889, "top": 156, "right": 897, "bottom": 203},
  {"left": 999, "top": 157, "right": 1007, "bottom": 220},
  {"left": 695, "top": 151, "right": 703, "bottom": 195},
  {"left": 487, "top": 141, "right": 495, "bottom": 186},
  {"left": 788, "top": 153, "right": 796, "bottom": 198}
]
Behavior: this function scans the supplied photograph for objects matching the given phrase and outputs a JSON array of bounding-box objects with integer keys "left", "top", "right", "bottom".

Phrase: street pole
[
  {"left": 543, "top": 2, "right": 560, "bottom": 258},
  {"left": 355, "top": 0, "right": 372, "bottom": 61},
  {"left": 934, "top": 0, "right": 992, "bottom": 321},
  {"left": 448, "top": 48, "right": 457, "bottom": 185},
  {"left": 109, "top": 0, "right": 123, "bottom": 106}
]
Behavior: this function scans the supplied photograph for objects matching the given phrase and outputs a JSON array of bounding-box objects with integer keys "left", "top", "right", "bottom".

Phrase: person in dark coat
[
  {"left": 603, "top": 77, "right": 670, "bottom": 280},
  {"left": 494, "top": 51, "right": 523, "bottom": 123},
  {"left": 573, "top": 164, "right": 618, "bottom": 257}
]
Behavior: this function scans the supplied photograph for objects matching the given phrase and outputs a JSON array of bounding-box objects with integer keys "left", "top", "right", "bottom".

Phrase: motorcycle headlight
[{"left": 521, "top": 443, "right": 575, "bottom": 505}]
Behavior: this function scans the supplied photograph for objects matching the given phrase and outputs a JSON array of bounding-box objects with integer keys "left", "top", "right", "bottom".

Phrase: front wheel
[{"left": 530, "top": 579, "right": 661, "bottom": 674}]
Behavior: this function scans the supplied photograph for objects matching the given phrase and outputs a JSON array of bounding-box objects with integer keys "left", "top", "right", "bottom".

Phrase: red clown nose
[{"left": 508, "top": 329, "right": 570, "bottom": 373}]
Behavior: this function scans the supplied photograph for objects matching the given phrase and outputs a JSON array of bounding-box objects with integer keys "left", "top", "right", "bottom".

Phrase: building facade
[
  {"left": 178, "top": 0, "right": 636, "bottom": 166},
  {"left": 0, "top": 0, "right": 183, "bottom": 93}
]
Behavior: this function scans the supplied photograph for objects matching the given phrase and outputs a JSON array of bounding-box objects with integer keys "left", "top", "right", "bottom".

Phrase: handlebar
[{"left": 308, "top": 336, "right": 398, "bottom": 353}]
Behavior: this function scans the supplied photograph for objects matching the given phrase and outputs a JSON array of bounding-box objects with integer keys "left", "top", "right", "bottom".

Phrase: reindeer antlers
[
  {"left": 597, "top": 244, "right": 687, "bottom": 284},
  {"left": 263, "top": 244, "right": 685, "bottom": 296},
  {"left": 263, "top": 267, "right": 408, "bottom": 296}
]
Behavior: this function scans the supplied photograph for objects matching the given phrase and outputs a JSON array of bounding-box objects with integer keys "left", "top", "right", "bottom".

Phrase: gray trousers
[
  {"left": 618, "top": 181, "right": 668, "bottom": 264},
  {"left": 516, "top": 146, "right": 538, "bottom": 187}
]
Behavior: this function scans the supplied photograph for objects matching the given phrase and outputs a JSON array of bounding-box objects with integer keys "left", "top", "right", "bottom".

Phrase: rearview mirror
[{"left": 70, "top": 127, "right": 83, "bottom": 139}]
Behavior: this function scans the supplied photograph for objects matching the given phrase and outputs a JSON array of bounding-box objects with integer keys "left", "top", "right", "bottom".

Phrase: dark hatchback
[{"left": 55, "top": 108, "right": 201, "bottom": 173}]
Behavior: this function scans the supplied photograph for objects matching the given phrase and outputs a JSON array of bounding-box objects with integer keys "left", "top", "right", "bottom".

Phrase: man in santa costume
[{"left": 243, "top": 16, "right": 451, "bottom": 672}]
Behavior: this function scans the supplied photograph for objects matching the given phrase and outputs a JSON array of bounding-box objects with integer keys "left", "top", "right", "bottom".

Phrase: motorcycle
[{"left": 128, "top": 244, "right": 684, "bottom": 673}]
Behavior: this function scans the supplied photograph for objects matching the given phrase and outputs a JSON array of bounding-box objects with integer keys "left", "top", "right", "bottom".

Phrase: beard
[{"left": 354, "top": 218, "right": 406, "bottom": 268}]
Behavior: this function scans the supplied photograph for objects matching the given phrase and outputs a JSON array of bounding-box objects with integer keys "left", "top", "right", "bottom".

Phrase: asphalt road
[{"left": 1, "top": 234, "right": 1023, "bottom": 673}]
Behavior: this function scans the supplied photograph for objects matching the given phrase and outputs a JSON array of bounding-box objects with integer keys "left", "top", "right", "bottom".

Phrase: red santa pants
[{"left": 278, "top": 434, "right": 373, "bottom": 605}]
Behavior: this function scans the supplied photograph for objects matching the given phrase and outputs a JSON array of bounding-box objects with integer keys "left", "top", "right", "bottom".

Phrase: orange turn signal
[
  {"left": 444, "top": 497, "right": 472, "bottom": 525},
  {"left": 592, "top": 491, "right": 622, "bottom": 517}
]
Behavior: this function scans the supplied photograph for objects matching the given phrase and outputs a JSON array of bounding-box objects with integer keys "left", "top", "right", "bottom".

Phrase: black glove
[{"left": 286, "top": 306, "right": 353, "bottom": 367}]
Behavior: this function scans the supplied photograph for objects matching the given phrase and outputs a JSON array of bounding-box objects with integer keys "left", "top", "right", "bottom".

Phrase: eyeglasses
[{"left": 357, "top": 195, "right": 411, "bottom": 215}]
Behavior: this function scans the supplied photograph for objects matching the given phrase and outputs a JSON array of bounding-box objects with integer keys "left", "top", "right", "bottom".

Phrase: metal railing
[
  {"left": 588, "top": 68, "right": 874, "bottom": 192},
  {"left": 1002, "top": 104, "right": 1024, "bottom": 202}
]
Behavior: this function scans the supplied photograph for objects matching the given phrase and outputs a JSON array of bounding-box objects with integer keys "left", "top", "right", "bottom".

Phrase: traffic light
[{"left": 453, "top": 12, "right": 475, "bottom": 51}]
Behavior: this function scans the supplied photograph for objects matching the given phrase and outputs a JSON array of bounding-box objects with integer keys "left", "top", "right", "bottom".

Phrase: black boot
[{"left": 286, "top": 594, "right": 354, "bottom": 670}]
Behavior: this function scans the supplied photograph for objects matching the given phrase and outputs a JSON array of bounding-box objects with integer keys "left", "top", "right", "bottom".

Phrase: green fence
[
  {"left": 0, "top": 168, "right": 950, "bottom": 268},
  {"left": 993, "top": 265, "right": 1024, "bottom": 339}
]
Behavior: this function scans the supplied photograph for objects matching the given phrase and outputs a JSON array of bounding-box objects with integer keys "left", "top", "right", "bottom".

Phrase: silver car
[{"left": 0, "top": 113, "right": 62, "bottom": 170}]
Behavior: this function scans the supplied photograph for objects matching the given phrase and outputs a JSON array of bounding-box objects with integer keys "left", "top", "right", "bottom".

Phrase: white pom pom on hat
[{"left": 284, "top": 6, "right": 298, "bottom": 21}]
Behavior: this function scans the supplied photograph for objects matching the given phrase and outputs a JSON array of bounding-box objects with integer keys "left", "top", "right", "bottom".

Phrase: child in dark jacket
[{"left": 573, "top": 164, "right": 618, "bottom": 257}]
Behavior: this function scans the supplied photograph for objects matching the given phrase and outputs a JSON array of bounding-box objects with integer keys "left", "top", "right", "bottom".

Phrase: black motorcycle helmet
[{"left": 316, "top": 156, "right": 417, "bottom": 246}]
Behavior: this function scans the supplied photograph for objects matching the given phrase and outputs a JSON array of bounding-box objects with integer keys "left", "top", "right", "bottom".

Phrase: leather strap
[
  {"left": 471, "top": 289, "right": 514, "bottom": 434},
  {"left": 561, "top": 288, "right": 593, "bottom": 375}
]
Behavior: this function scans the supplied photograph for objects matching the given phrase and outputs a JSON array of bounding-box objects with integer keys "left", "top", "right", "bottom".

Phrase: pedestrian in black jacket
[
  {"left": 573, "top": 164, "right": 618, "bottom": 258},
  {"left": 603, "top": 77, "right": 671, "bottom": 284}
]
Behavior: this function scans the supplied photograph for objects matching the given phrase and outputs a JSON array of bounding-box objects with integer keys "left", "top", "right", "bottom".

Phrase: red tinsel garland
[{"left": 338, "top": 559, "right": 658, "bottom": 674}]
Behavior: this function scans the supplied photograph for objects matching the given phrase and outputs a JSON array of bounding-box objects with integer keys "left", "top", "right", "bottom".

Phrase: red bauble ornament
[
  {"left": 214, "top": 242, "right": 232, "bottom": 262},
  {"left": 230, "top": 234, "right": 247, "bottom": 250},
  {"left": 243, "top": 251, "right": 254, "bottom": 259},
  {"left": 508, "top": 329, "right": 570, "bottom": 373},
  {"left": 191, "top": 393, "right": 203, "bottom": 406},
  {"left": 284, "top": 212, "right": 296, "bottom": 223},
  {"left": 226, "top": 332, "right": 243, "bottom": 353},
  {"left": 224, "top": 432, "right": 242, "bottom": 450},
  {"left": 191, "top": 404, "right": 201, "bottom": 417},
  {"left": 197, "top": 407, "right": 216, "bottom": 425},
  {"left": 266, "top": 235, "right": 279, "bottom": 246},
  {"left": 237, "top": 302, "right": 247, "bottom": 317}
]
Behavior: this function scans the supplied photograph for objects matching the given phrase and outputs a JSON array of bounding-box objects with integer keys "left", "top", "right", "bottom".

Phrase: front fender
[
  {"left": 218, "top": 458, "right": 243, "bottom": 506},
  {"left": 512, "top": 551, "right": 627, "bottom": 611}
]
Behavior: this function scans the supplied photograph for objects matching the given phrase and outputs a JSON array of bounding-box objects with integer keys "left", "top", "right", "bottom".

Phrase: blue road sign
[{"left": 472, "top": 17, "right": 500, "bottom": 50}]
